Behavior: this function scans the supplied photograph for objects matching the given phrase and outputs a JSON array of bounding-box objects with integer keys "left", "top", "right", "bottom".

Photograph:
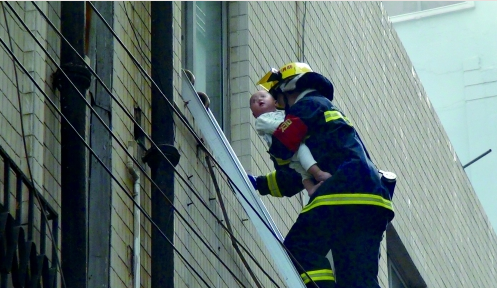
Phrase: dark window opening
[{"left": 386, "top": 224, "right": 427, "bottom": 288}]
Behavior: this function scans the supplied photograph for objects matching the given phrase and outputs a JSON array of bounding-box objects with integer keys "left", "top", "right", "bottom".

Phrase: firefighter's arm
[{"left": 255, "top": 167, "right": 304, "bottom": 198}]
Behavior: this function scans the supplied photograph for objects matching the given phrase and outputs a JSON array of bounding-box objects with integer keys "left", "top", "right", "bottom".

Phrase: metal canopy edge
[{"left": 180, "top": 71, "right": 304, "bottom": 288}]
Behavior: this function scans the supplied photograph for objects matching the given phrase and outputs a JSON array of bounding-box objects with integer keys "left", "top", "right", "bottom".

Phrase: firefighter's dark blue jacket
[
  {"left": 255, "top": 156, "right": 304, "bottom": 197},
  {"left": 268, "top": 89, "right": 394, "bottom": 219}
]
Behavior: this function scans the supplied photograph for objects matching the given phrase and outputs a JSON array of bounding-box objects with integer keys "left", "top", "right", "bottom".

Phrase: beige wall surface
[
  {"left": 0, "top": 1, "right": 62, "bottom": 286},
  {"left": 111, "top": 2, "right": 153, "bottom": 287},
  {"left": 0, "top": 1, "right": 60, "bottom": 206}
]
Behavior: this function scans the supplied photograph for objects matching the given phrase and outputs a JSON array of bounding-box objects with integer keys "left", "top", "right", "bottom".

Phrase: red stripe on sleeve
[{"left": 273, "top": 115, "right": 308, "bottom": 152}]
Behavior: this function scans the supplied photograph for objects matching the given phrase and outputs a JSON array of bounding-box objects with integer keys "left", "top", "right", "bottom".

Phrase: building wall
[
  {"left": 1, "top": 1, "right": 496, "bottom": 288},
  {"left": 231, "top": 1, "right": 497, "bottom": 287},
  {"left": 111, "top": 2, "right": 153, "bottom": 287},
  {"left": 387, "top": 1, "right": 497, "bottom": 233},
  {"left": 0, "top": 2, "right": 28, "bottom": 206},
  {"left": 0, "top": 1, "right": 60, "bottom": 206},
  {"left": 0, "top": 1, "right": 62, "bottom": 286}
]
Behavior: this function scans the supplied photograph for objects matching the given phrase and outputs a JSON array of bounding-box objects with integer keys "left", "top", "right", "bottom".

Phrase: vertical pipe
[
  {"left": 59, "top": 2, "right": 92, "bottom": 287},
  {"left": 132, "top": 178, "right": 141, "bottom": 288},
  {"left": 127, "top": 142, "right": 141, "bottom": 288},
  {"left": 150, "top": 2, "right": 175, "bottom": 286}
]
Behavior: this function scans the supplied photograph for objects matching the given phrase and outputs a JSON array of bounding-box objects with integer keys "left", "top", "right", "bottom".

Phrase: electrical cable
[
  {"left": 301, "top": 1, "right": 307, "bottom": 63},
  {"left": 0, "top": 6, "right": 224, "bottom": 288},
  {"left": 23, "top": 3, "right": 276, "bottom": 282},
  {"left": 3, "top": 4, "right": 266, "bottom": 286},
  {"left": 121, "top": 4, "right": 280, "bottom": 286},
  {"left": 121, "top": 3, "right": 150, "bottom": 66},
  {"left": 0, "top": 36, "right": 222, "bottom": 288},
  {"left": 0, "top": 35, "right": 248, "bottom": 288},
  {"left": 26, "top": 2, "right": 316, "bottom": 286},
  {"left": 121, "top": 2, "right": 177, "bottom": 146},
  {"left": 24, "top": 0, "right": 228, "bottom": 242},
  {"left": 88, "top": 0, "right": 302, "bottom": 262},
  {"left": 19, "top": 5, "right": 280, "bottom": 287},
  {"left": 205, "top": 156, "right": 264, "bottom": 288},
  {"left": 87, "top": 2, "right": 319, "bottom": 286},
  {"left": 0, "top": 3, "right": 67, "bottom": 288}
]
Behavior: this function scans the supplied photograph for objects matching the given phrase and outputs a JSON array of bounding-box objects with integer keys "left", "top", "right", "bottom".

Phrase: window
[
  {"left": 383, "top": 1, "right": 474, "bottom": 23},
  {"left": 0, "top": 146, "right": 59, "bottom": 287},
  {"left": 386, "top": 224, "right": 427, "bottom": 288},
  {"left": 388, "top": 258, "right": 408, "bottom": 288},
  {"left": 182, "top": 2, "right": 227, "bottom": 128}
]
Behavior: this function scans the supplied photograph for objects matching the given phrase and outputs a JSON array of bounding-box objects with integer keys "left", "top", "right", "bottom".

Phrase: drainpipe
[
  {"left": 127, "top": 141, "right": 140, "bottom": 288},
  {"left": 146, "top": 2, "right": 178, "bottom": 287},
  {"left": 56, "top": 2, "right": 92, "bottom": 287}
]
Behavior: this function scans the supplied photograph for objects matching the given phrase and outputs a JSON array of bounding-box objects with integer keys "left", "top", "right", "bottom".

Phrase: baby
[{"left": 250, "top": 90, "right": 331, "bottom": 196}]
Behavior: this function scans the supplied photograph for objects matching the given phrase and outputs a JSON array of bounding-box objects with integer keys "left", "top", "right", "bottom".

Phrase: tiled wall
[
  {"left": 232, "top": 1, "right": 497, "bottom": 287},
  {"left": 111, "top": 2, "right": 152, "bottom": 287},
  {"left": 0, "top": 2, "right": 24, "bottom": 171},
  {"left": 0, "top": 0, "right": 62, "bottom": 284}
]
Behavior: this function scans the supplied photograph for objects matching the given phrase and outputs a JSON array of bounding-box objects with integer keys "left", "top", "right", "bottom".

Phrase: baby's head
[{"left": 249, "top": 90, "right": 277, "bottom": 118}]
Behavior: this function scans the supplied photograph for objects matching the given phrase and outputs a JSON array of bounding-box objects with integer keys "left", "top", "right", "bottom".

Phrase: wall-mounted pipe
[
  {"left": 149, "top": 2, "right": 176, "bottom": 286},
  {"left": 57, "top": 2, "right": 92, "bottom": 287},
  {"left": 127, "top": 141, "right": 141, "bottom": 288}
]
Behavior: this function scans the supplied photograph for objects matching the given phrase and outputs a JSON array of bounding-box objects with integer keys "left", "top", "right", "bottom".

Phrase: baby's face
[{"left": 250, "top": 91, "right": 276, "bottom": 118}]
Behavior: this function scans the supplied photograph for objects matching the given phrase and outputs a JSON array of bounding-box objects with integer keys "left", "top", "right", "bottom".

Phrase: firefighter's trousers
[{"left": 284, "top": 204, "right": 390, "bottom": 288}]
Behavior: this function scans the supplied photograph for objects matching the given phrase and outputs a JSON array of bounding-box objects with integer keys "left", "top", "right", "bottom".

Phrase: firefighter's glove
[{"left": 248, "top": 174, "right": 258, "bottom": 190}]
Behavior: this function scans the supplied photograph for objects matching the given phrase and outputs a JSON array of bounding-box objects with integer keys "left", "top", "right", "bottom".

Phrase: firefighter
[{"left": 256, "top": 62, "right": 395, "bottom": 288}]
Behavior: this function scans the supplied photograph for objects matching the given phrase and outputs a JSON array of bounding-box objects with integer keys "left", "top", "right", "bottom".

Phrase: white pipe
[{"left": 127, "top": 142, "right": 140, "bottom": 288}]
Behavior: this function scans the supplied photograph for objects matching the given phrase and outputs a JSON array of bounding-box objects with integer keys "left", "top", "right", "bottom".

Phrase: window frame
[
  {"left": 386, "top": 224, "right": 427, "bottom": 288},
  {"left": 182, "top": 1, "right": 229, "bottom": 130},
  {"left": 386, "top": 1, "right": 475, "bottom": 23},
  {"left": 388, "top": 256, "right": 409, "bottom": 288}
]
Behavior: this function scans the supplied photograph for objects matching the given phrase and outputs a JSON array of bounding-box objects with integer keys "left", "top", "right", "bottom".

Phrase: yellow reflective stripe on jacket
[
  {"left": 324, "top": 110, "right": 353, "bottom": 126},
  {"left": 274, "top": 157, "right": 291, "bottom": 166},
  {"left": 267, "top": 171, "right": 282, "bottom": 197},
  {"left": 301, "top": 193, "right": 393, "bottom": 213},
  {"left": 300, "top": 269, "right": 335, "bottom": 284}
]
